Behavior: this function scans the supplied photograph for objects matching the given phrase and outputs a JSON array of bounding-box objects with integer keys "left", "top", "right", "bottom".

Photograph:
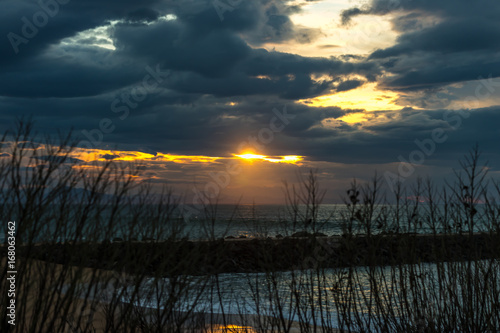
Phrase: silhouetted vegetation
[{"left": 1, "top": 122, "right": 499, "bottom": 332}]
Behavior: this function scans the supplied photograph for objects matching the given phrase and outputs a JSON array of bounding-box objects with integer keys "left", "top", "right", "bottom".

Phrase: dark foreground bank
[{"left": 14, "top": 232, "right": 500, "bottom": 276}]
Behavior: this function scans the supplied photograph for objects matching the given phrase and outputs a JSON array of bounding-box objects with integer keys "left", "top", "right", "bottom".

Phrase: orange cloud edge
[{"left": 69, "top": 148, "right": 304, "bottom": 165}]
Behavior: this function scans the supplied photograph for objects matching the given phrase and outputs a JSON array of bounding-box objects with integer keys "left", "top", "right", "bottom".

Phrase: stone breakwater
[{"left": 13, "top": 232, "right": 500, "bottom": 276}]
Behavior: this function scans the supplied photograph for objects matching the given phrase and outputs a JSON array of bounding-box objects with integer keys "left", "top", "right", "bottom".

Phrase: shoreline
[
  {"left": 6, "top": 258, "right": 338, "bottom": 332},
  {"left": 8, "top": 231, "right": 500, "bottom": 276}
]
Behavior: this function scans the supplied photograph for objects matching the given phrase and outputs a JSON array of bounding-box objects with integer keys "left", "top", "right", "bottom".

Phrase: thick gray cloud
[
  {"left": 0, "top": 0, "right": 165, "bottom": 65},
  {"left": 0, "top": 0, "right": 378, "bottom": 99},
  {"left": 341, "top": 0, "right": 500, "bottom": 91}
]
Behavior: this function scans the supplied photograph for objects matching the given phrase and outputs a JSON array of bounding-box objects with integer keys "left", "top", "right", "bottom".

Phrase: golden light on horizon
[
  {"left": 212, "top": 325, "right": 256, "bottom": 333},
  {"left": 27, "top": 146, "right": 305, "bottom": 170},
  {"left": 71, "top": 149, "right": 222, "bottom": 164},
  {"left": 234, "top": 153, "right": 303, "bottom": 164}
]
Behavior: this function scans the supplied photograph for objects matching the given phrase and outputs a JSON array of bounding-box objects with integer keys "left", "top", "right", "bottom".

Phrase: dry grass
[{"left": 1, "top": 122, "right": 500, "bottom": 332}]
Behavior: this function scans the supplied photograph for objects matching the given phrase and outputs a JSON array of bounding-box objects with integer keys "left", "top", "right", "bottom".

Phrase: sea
[{"left": 0, "top": 203, "right": 494, "bottom": 243}]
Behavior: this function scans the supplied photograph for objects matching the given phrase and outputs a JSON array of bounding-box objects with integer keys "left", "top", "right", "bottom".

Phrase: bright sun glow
[
  {"left": 236, "top": 153, "right": 267, "bottom": 160},
  {"left": 234, "top": 153, "right": 303, "bottom": 164}
]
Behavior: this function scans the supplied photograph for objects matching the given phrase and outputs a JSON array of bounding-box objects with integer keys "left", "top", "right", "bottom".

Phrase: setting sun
[
  {"left": 234, "top": 153, "right": 303, "bottom": 164},
  {"left": 236, "top": 153, "right": 267, "bottom": 160}
]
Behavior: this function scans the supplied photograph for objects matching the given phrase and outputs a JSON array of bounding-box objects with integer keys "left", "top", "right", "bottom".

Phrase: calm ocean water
[
  {"left": 174, "top": 203, "right": 489, "bottom": 239},
  {"left": 1, "top": 203, "right": 494, "bottom": 242}
]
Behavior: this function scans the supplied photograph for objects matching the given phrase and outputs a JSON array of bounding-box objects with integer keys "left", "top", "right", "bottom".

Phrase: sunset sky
[{"left": 1, "top": 0, "right": 500, "bottom": 204}]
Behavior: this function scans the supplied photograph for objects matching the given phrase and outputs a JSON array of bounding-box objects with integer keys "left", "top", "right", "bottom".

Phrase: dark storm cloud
[
  {"left": 125, "top": 8, "right": 161, "bottom": 23},
  {"left": 75, "top": 95, "right": 499, "bottom": 169},
  {"left": 109, "top": 6, "right": 377, "bottom": 97},
  {"left": 238, "top": 48, "right": 375, "bottom": 77},
  {"left": 379, "top": 57, "right": 500, "bottom": 91},
  {"left": 170, "top": 0, "right": 261, "bottom": 32},
  {"left": 342, "top": 0, "right": 500, "bottom": 23},
  {"left": 0, "top": 0, "right": 380, "bottom": 101},
  {"left": 0, "top": 57, "right": 144, "bottom": 98},
  {"left": 341, "top": 0, "right": 500, "bottom": 91},
  {"left": 341, "top": 0, "right": 497, "bottom": 25},
  {"left": 0, "top": 0, "right": 171, "bottom": 98},
  {"left": 1, "top": 0, "right": 498, "bottom": 172},
  {"left": 243, "top": 2, "right": 323, "bottom": 45},
  {"left": 168, "top": 0, "right": 322, "bottom": 45},
  {"left": 278, "top": 106, "right": 500, "bottom": 168},
  {"left": 162, "top": 71, "right": 334, "bottom": 100},
  {"left": 370, "top": 20, "right": 500, "bottom": 59},
  {"left": 340, "top": 7, "right": 364, "bottom": 26},
  {"left": 336, "top": 79, "right": 364, "bottom": 92},
  {"left": 111, "top": 19, "right": 252, "bottom": 78},
  {"left": 0, "top": 0, "right": 164, "bottom": 65}
]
